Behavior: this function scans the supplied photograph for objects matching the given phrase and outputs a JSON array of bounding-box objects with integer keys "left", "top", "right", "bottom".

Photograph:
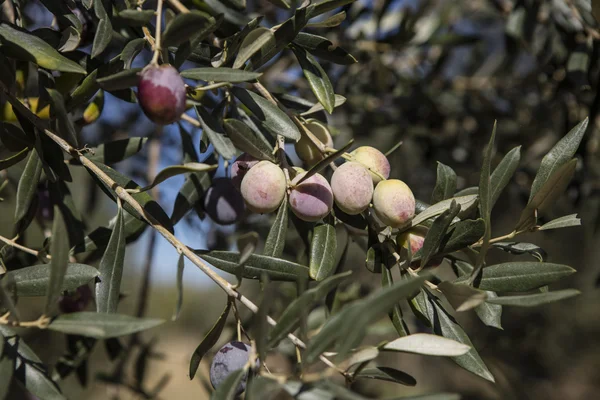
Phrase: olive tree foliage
[{"left": 0, "top": 0, "right": 596, "bottom": 399}]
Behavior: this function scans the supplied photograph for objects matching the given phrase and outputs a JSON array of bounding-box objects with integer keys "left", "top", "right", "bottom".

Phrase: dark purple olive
[
  {"left": 210, "top": 341, "right": 259, "bottom": 395},
  {"left": 137, "top": 64, "right": 186, "bottom": 125},
  {"left": 59, "top": 285, "right": 93, "bottom": 314}
]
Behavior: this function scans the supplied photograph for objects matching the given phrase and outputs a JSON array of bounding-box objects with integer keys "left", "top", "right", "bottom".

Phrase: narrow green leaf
[
  {"left": 490, "top": 146, "right": 521, "bottom": 208},
  {"left": 517, "top": 159, "right": 578, "bottom": 231},
  {"left": 456, "top": 262, "right": 576, "bottom": 292},
  {"left": 538, "top": 214, "right": 581, "bottom": 231},
  {"left": 492, "top": 242, "right": 546, "bottom": 261},
  {"left": 116, "top": 9, "right": 156, "bottom": 26},
  {"left": 268, "top": 271, "right": 351, "bottom": 347},
  {"left": 439, "top": 219, "right": 485, "bottom": 255},
  {"left": 307, "top": 11, "right": 347, "bottom": 28},
  {"left": 45, "top": 206, "right": 70, "bottom": 315},
  {"left": 72, "top": 214, "right": 146, "bottom": 255},
  {"left": 231, "top": 87, "right": 301, "bottom": 141},
  {"left": 121, "top": 38, "right": 147, "bottom": 69},
  {"left": 14, "top": 151, "right": 43, "bottom": 223},
  {"left": 292, "top": 46, "right": 335, "bottom": 114},
  {"left": 309, "top": 218, "right": 337, "bottom": 281},
  {"left": 162, "top": 11, "right": 213, "bottom": 47},
  {"left": 48, "top": 312, "right": 164, "bottom": 338},
  {"left": 381, "top": 333, "right": 470, "bottom": 356},
  {"left": 171, "top": 170, "right": 213, "bottom": 224},
  {"left": 475, "top": 291, "right": 503, "bottom": 330},
  {"left": 138, "top": 162, "right": 218, "bottom": 193},
  {"left": 233, "top": 27, "right": 276, "bottom": 69},
  {"left": 354, "top": 367, "right": 416, "bottom": 386},
  {"left": 0, "top": 147, "right": 29, "bottom": 171},
  {"left": 6, "top": 263, "right": 99, "bottom": 297},
  {"left": 0, "top": 326, "right": 66, "bottom": 399},
  {"left": 382, "top": 267, "right": 408, "bottom": 337},
  {"left": 420, "top": 201, "right": 460, "bottom": 268},
  {"left": 181, "top": 67, "right": 261, "bottom": 83},
  {"left": 486, "top": 289, "right": 580, "bottom": 307},
  {"left": 189, "top": 300, "right": 232, "bottom": 379},
  {"left": 301, "top": 95, "right": 346, "bottom": 116},
  {"left": 172, "top": 253, "right": 185, "bottom": 321},
  {"left": 529, "top": 118, "right": 588, "bottom": 202},
  {"left": 96, "top": 206, "right": 126, "bottom": 313},
  {"left": 476, "top": 122, "right": 496, "bottom": 269},
  {"left": 426, "top": 296, "right": 495, "bottom": 382},
  {"left": 46, "top": 88, "right": 78, "bottom": 147},
  {"left": 307, "top": 0, "right": 355, "bottom": 18},
  {"left": 197, "top": 251, "right": 309, "bottom": 281},
  {"left": 410, "top": 195, "right": 478, "bottom": 228},
  {"left": 263, "top": 196, "right": 288, "bottom": 258},
  {"left": 293, "top": 32, "right": 357, "bottom": 65},
  {"left": 431, "top": 162, "right": 457, "bottom": 204},
  {"left": 438, "top": 281, "right": 487, "bottom": 312},
  {"left": 0, "top": 24, "right": 86, "bottom": 74},
  {"left": 195, "top": 106, "right": 237, "bottom": 160},
  {"left": 86, "top": 137, "right": 148, "bottom": 164},
  {"left": 96, "top": 68, "right": 142, "bottom": 91},
  {"left": 91, "top": 0, "right": 112, "bottom": 58},
  {"left": 223, "top": 119, "right": 276, "bottom": 162},
  {"left": 0, "top": 348, "right": 13, "bottom": 400}
]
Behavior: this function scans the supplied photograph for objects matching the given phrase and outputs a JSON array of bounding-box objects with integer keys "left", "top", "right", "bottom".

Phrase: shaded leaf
[
  {"left": 120, "top": 38, "right": 147, "bottom": 69},
  {"left": 529, "top": 118, "right": 588, "bottom": 202},
  {"left": 301, "top": 95, "right": 346, "bottom": 116},
  {"left": 96, "top": 205, "right": 126, "bottom": 313},
  {"left": 86, "top": 137, "right": 148, "bottom": 164},
  {"left": 431, "top": 162, "right": 457, "bottom": 204},
  {"left": 195, "top": 106, "right": 236, "bottom": 160},
  {"left": 231, "top": 87, "right": 301, "bottom": 141},
  {"left": 91, "top": 0, "right": 112, "bottom": 58},
  {"left": 48, "top": 312, "right": 164, "bottom": 338},
  {"left": 382, "top": 267, "right": 408, "bottom": 337},
  {"left": 181, "top": 68, "right": 261, "bottom": 83},
  {"left": 96, "top": 68, "right": 142, "bottom": 91},
  {"left": 439, "top": 219, "right": 485, "bottom": 255},
  {"left": 486, "top": 289, "right": 580, "bottom": 307},
  {"left": 492, "top": 242, "right": 546, "bottom": 261},
  {"left": 263, "top": 197, "right": 288, "bottom": 258},
  {"left": 46, "top": 89, "right": 78, "bottom": 147},
  {"left": 139, "top": 162, "right": 218, "bottom": 193},
  {"left": 420, "top": 201, "right": 460, "bottom": 268},
  {"left": 410, "top": 195, "right": 478, "bottom": 228},
  {"left": 354, "top": 367, "right": 416, "bottom": 386},
  {"left": 293, "top": 32, "right": 357, "bottom": 65},
  {"left": 189, "top": 299, "right": 232, "bottom": 379},
  {"left": 233, "top": 28, "right": 276, "bottom": 69},
  {"left": 116, "top": 9, "right": 155, "bottom": 26},
  {"left": 14, "top": 152, "right": 43, "bottom": 223},
  {"left": 292, "top": 45, "right": 335, "bottom": 114},
  {"left": 438, "top": 282, "right": 487, "bottom": 312},
  {"left": 307, "top": 11, "right": 347, "bottom": 28},
  {"left": 45, "top": 206, "right": 70, "bottom": 316},
  {"left": 162, "top": 11, "right": 213, "bottom": 47},
  {"left": 310, "top": 218, "right": 337, "bottom": 281},
  {"left": 223, "top": 119, "right": 275, "bottom": 162},
  {"left": 490, "top": 146, "right": 521, "bottom": 208},
  {"left": 197, "top": 251, "right": 309, "bottom": 281},
  {"left": 173, "top": 253, "right": 185, "bottom": 321},
  {"left": 0, "top": 147, "right": 29, "bottom": 171},
  {"left": 475, "top": 291, "right": 503, "bottom": 330},
  {"left": 268, "top": 271, "right": 352, "bottom": 346}
]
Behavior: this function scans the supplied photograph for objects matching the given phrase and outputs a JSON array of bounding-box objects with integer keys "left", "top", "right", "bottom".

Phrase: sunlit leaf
[
  {"left": 181, "top": 67, "right": 261, "bottom": 83},
  {"left": 538, "top": 214, "right": 581, "bottom": 231},
  {"left": 292, "top": 45, "right": 335, "bottom": 114},
  {"left": 382, "top": 333, "right": 470, "bottom": 356},
  {"left": 486, "top": 289, "right": 580, "bottom": 307}
]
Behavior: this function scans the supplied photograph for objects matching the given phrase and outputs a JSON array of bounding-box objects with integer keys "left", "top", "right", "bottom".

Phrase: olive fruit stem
[{"left": 150, "top": 0, "right": 164, "bottom": 66}]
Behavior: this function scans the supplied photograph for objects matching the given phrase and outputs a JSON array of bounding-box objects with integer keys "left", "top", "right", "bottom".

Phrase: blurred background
[{"left": 2, "top": 0, "right": 600, "bottom": 399}]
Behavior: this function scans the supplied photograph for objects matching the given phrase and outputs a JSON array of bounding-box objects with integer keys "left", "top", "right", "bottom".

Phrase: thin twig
[
  {"left": 150, "top": 0, "right": 164, "bottom": 65},
  {"left": 0, "top": 234, "right": 49, "bottom": 260},
  {"left": 166, "top": 0, "right": 190, "bottom": 13}
]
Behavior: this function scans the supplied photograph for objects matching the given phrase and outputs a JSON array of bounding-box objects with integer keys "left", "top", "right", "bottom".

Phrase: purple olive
[{"left": 137, "top": 64, "right": 186, "bottom": 125}]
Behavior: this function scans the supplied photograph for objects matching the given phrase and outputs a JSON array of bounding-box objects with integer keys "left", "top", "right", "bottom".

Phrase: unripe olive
[
  {"left": 372, "top": 179, "right": 415, "bottom": 228},
  {"left": 351, "top": 146, "right": 391, "bottom": 184},
  {"left": 240, "top": 161, "right": 286, "bottom": 214},
  {"left": 289, "top": 172, "right": 333, "bottom": 222},
  {"left": 230, "top": 153, "right": 259, "bottom": 191},
  {"left": 137, "top": 64, "right": 186, "bottom": 125},
  {"left": 294, "top": 120, "right": 333, "bottom": 167},
  {"left": 397, "top": 231, "right": 443, "bottom": 267},
  {"left": 330, "top": 162, "right": 373, "bottom": 215},
  {"left": 203, "top": 178, "right": 245, "bottom": 225}
]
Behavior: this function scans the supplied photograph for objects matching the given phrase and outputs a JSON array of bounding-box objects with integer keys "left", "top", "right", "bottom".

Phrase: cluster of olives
[
  {"left": 220, "top": 143, "right": 415, "bottom": 228},
  {"left": 200, "top": 142, "right": 416, "bottom": 229}
]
